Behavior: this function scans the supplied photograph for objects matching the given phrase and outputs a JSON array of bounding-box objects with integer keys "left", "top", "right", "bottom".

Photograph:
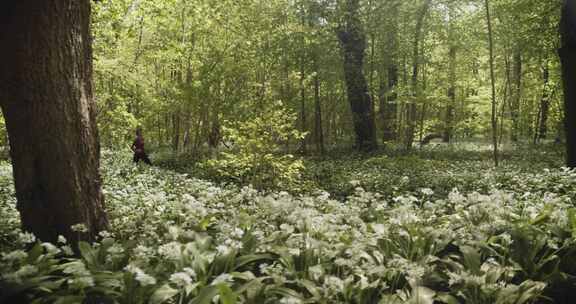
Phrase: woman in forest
[{"left": 131, "top": 128, "right": 152, "bottom": 165}]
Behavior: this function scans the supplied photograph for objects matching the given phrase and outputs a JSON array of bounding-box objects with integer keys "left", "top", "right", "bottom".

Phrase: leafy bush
[{"left": 201, "top": 101, "right": 305, "bottom": 190}]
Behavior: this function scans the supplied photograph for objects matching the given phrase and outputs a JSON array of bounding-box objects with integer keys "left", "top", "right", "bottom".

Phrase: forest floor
[{"left": 1, "top": 144, "right": 576, "bottom": 303}]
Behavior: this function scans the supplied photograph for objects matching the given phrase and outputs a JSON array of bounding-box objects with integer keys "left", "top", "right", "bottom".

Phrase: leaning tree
[{"left": 0, "top": 0, "right": 108, "bottom": 244}]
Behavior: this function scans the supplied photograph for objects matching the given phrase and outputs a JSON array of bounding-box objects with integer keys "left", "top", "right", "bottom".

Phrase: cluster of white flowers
[
  {"left": 3, "top": 265, "right": 38, "bottom": 283},
  {"left": 124, "top": 264, "right": 157, "bottom": 286},
  {"left": 169, "top": 271, "right": 193, "bottom": 287},
  {"left": 18, "top": 232, "right": 36, "bottom": 244},
  {"left": 1, "top": 153, "right": 574, "bottom": 303},
  {"left": 158, "top": 242, "right": 182, "bottom": 260}
]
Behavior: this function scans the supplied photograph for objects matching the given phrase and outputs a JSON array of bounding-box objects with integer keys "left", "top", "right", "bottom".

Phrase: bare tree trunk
[
  {"left": 406, "top": 0, "right": 431, "bottom": 151},
  {"left": 299, "top": 54, "right": 308, "bottom": 154},
  {"left": 337, "top": 0, "right": 377, "bottom": 151},
  {"left": 443, "top": 5, "right": 457, "bottom": 143},
  {"left": 444, "top": 45, "right": 457, "bottom": 143},
  {"left": 511, "top": 49, "right": 522, "bottom": 142},
  {"left": 538, "top": 62, "right": 551, "bottom": 141},
  {"left": 0, "top": 0, "right": 108, "bottom": 244},
  {"left": 485, "top": 0, "right": 499, "bottom": 166},
  {"left": 559, "top": 0, "right": 576, "bottom": 167},
  {"left": 313, "top": 59, "right": 325, "bottom": 154},
  {"left": 208, "top": 111, "right": 221, "bottom": 149},
  {"left": 172, "top": 112, "right": 181, "bottom": 153},
  {"left": 419, "top": 63, "right": 428, "bottom": 144},
  {"left": 380, "top": 3, "right": 399, "bottom": 143}
]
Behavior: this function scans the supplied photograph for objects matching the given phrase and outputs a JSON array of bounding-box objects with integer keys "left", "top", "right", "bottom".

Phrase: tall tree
[
  {"left": 537, "top": 62, "right": 551, "bottom": 141},
  {"left": 485, "top": 0, "right": 499, "bottom": 166},
  {"left": 559, "top": 0, "right": 576, "bottom": 168},
  {"left": 380, "top": 2, "right": 400, "bottom": 142},
  {"left": 444, "top": 4, "right": 457, "bottom": 143},
  {"left": 406, "top": 0, "right": 432, "bottom": 150},
  {"left": 337, "top": 0, "right": 377, "bottom": 151},
  {"left": 510, "top": 48, "right": 522, "bottom": 142},
  {"left": 313, "top": 58, "right": 325, "bottom": 154},
  {"left": 0, "top": 0, "right": 108, "bottom": 243}
]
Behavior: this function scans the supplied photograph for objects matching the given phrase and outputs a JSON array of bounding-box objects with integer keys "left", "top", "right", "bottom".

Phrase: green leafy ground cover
[{"left": 1, "top": 147, "right": 576, "bottom": 303}]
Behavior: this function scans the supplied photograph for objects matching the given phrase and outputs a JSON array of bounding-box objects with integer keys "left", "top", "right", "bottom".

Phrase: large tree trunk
[
  {"left": 560, "top": 1, "right": 576, "bottom": 168},
  {"left": 337, "top": 0, "right": 377, "bottom": 151},
  {"left": 0, "top": 0, "right": 108, "bottom": 244}
]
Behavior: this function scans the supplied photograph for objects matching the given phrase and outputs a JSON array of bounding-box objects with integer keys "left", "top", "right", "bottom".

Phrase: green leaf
[
  {"left": 435, "top": 293, "right": 460, "bottom": 304},
  {"left": 298, "top": 279, "right": 321, "bottom": 299},
  {"left": 408, "top": 286, "right": 435, "bottom": 304},
  {"left": 266, "top": 286, "right": 303, "bottom": 300},
  {"left": 27, "top": 242, "right": 43, "bottom": 263},
  {"left": 218, "top": 284, "right": 237, "bottom": 304},
  {"left": 189, "top": 285, "right": 219, "bottom": 304},
  {"left": 530, "top": 205, "right": 553, "bottom": 226},
  {"left": 78, "top": 241, "right": 95, "bottom": 266},
  {"left": 234, "top": 253, "right": 275, "bottom": 270},
  {"left": 150, "top": 284, "right": 179, "bottom": 304},
  {"left": 460, "top": 245, "right": 481, "bottom": 274},
  {"left": 54, "top": 296, "right": 85, "bottom": 304}
]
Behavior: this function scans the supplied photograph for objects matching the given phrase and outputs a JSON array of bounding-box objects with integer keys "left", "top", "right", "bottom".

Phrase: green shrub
[{"left": 201, "top": 101, "right": 305, "bottom": 190}]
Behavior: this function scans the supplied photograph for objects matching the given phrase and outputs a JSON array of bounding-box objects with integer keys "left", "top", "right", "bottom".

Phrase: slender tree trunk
[
  {"left": 132, "top": 15, "right": 145, "bottom": 68},
  {"left": 419, "top": 63, "right": 428, "bottom": 144},
  {"left": 313, "top": 59, "right": 325, "bottom": 154},
  {"left": 0, "top": 0, "right": 108, "bottom": 244},
  {"left": 381, "top": 3, "right": 399, "bottom": 142},
  {"left": 511, "top": 49, "right": 522, "bottom": 142},
  {"left": 406, "top": 0, "right": 431, "bottom": 151},
  {"left": 381, "top": 64, "right": 398, "bottom": 142},
  {"left": 172, "top": 112, "right": 180, "bottom": 153},
  {"left": 485, "top": 0, "right": 499, "bottom": 166},
  {"left": 538, "top": 63, "right": 551, "bottom": 140},
  {"left": 208, "top": 111, "right": 221, "bottom": 149},
  {"left": 444, "top": 45, "right": 457, "bottom": 143},
  {"left": 443, "top": 5, "right": 457, "bottom": 143},
  {"left": 300, "top": 54, "right": 308, "bottom": 154},
  {"left": 559, "top": 1, "right": 576, "bottom": 167},
  {"left": 337, "top": 0, "right": 377, "bottom": 151}
]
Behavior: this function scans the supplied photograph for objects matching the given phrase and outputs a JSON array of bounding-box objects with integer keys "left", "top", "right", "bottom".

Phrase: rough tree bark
[
  {"left": 559, "top": 0, "right": 576, "bottom": 168},
  {"left": 337, "top": 0, "right": 377, "bottom": 151},
  {"left": 0, "top": 0, "right": 108, "bottom": 243}
]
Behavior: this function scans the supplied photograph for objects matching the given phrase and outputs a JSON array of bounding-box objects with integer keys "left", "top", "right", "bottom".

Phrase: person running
[{"left": 131, "top": 128, "right": 152, "bottom": 165}]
